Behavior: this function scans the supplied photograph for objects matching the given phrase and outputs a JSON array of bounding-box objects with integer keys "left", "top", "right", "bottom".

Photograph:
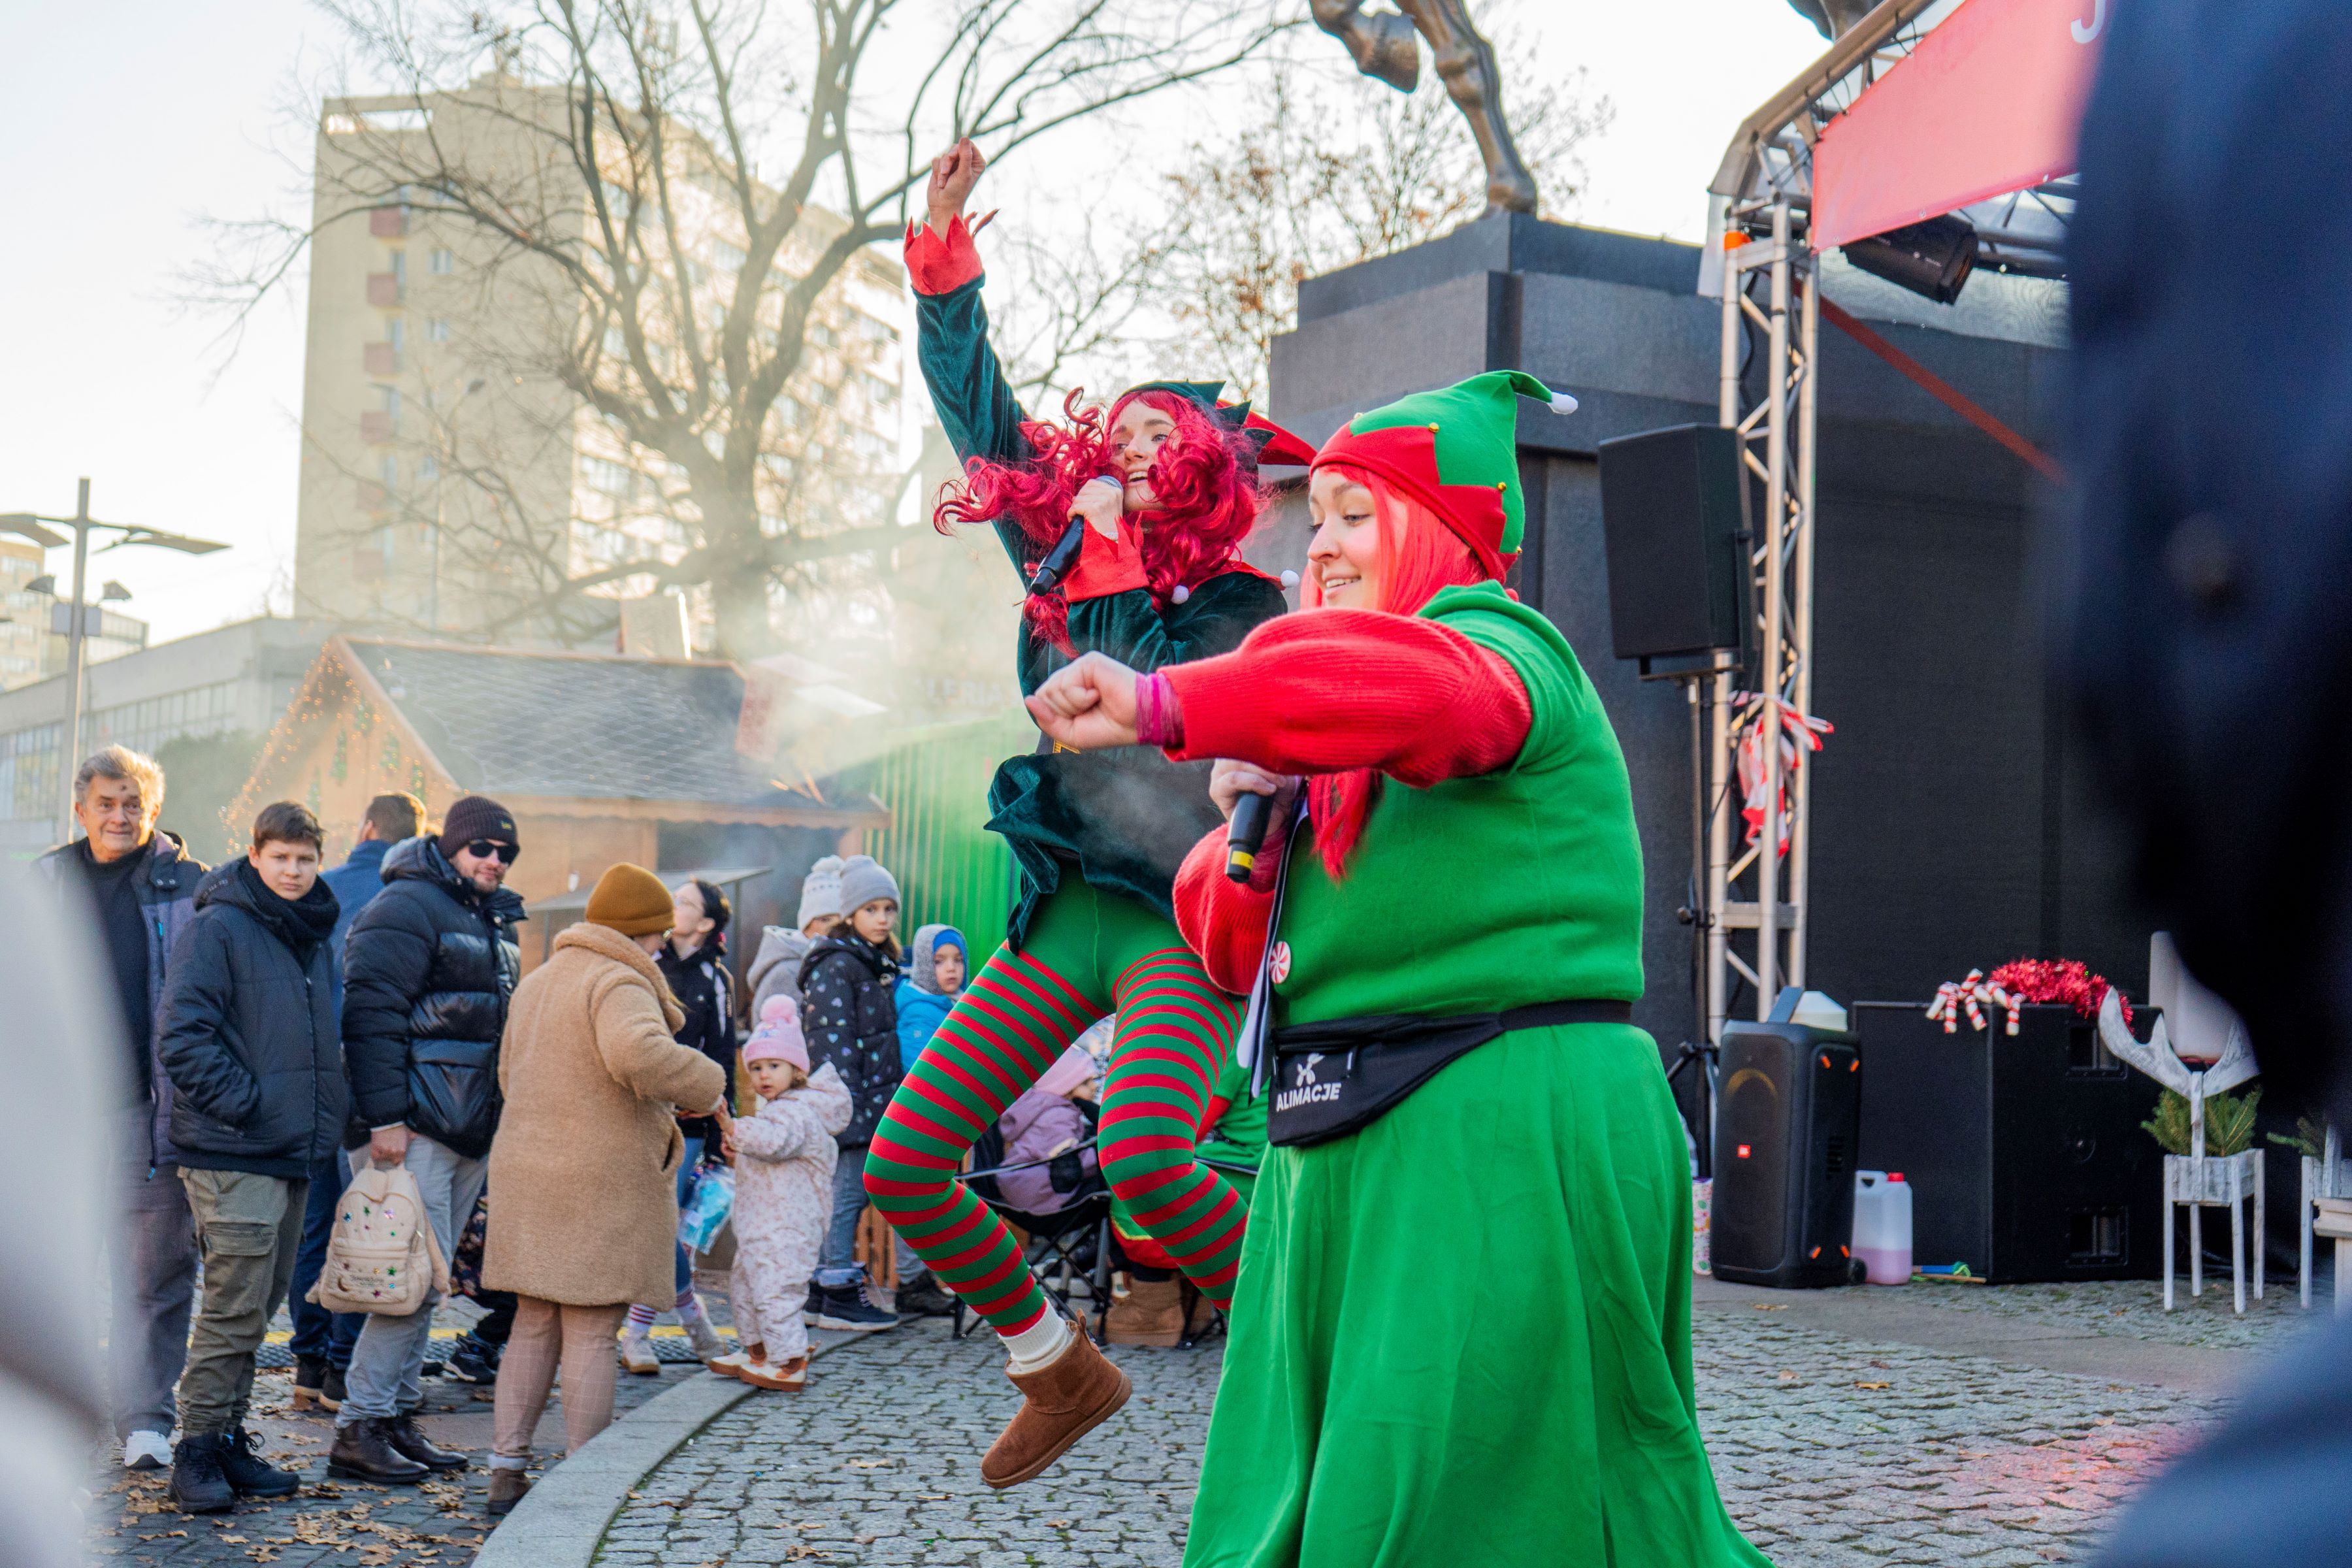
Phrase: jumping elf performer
[
  {"left": 1028, "top": 372, "right": 1772, "bottom": 1567},
  {"left": 862, "top": 138, "right": 1315, "bottom": 1489}
]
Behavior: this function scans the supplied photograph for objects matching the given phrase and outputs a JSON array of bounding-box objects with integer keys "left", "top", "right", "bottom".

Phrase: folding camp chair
[{"left": 951, "top": 1098, "right": 1117, "bottom": 1342}]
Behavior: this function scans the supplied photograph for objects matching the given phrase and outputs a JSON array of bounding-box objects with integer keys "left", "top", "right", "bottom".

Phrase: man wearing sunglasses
[{"left": 329, "top": 795, "right": 527, "bottom": 1483}]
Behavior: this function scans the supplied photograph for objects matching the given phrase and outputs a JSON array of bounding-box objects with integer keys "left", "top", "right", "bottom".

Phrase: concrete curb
[
  {"left": 474, "top": 1330, "right": 862, "bottom": 1568},
  {"left": 473, "top": 1371, "right": 753, "bottom": 1568}
]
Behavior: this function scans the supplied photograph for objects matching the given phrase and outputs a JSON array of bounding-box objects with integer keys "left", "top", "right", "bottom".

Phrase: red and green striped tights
[{"left": 864, "top": 877, "right": 1248, "bottom": 1335}]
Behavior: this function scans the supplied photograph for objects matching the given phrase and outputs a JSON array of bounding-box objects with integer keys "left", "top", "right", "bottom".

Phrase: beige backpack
[{"left": 306, "top": 1164, "right": 451, "bottom": 1315}]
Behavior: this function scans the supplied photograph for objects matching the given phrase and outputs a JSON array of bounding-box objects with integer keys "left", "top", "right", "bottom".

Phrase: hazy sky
[{"left": 0, "top": 1, "right": 1827, "bottom": 645}]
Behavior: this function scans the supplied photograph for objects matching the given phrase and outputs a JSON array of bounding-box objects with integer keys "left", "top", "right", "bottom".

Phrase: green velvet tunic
[
  {"left": 914, "top": 274, "right": 1286, "bottom": 945},
  {"left": 1183, "top": 587, "right": 1768, "bottom": 1568}
]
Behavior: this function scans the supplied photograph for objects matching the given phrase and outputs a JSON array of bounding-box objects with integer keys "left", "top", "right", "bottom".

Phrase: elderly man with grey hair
[{"left": 35, "top": 745, "right": 208, "bottom": 1471}]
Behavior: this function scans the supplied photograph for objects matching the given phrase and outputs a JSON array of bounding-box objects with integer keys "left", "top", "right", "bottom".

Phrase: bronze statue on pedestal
[{"left": 1309, "top": 0, "right": 1539, "bottom": 218}]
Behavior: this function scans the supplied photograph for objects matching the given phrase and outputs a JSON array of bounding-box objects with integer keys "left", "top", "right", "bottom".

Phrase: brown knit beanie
[
  {"left": 585, "top": 862, "right": 674, "bottom": 936},
  {"left": 438, "top": 794, "right": 519, "bottom": 858}
]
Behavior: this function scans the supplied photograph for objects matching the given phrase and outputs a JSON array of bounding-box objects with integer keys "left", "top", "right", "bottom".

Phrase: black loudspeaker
[
  {"left": 1853, "top": 1002, "right": 2163, "bottom": 1282},
  {"left": 1596, "top": 423, "right": 1750, "bottom": 662},
  {"left": 1711, "top": 1021, "right": 1862, "bottom": 1288}
]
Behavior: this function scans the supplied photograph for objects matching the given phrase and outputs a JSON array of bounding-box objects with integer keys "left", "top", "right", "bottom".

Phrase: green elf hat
[
  {"left": 1311, "top": 370, "right": 1578, "bottom": 580},
  {"left": 1120, "top": 380, "right": 1317, "bottom": 469}
]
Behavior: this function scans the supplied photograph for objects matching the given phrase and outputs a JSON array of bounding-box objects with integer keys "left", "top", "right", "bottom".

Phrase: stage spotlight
[{"left": 1841, "top": 213, "right": 1978, "bottom": 305}]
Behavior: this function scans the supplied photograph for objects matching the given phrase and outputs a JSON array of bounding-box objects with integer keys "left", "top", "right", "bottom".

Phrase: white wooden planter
[
  {"left": 2300, "top": 1128, "right": 2349, "bottom": 1309},
  {"left": 2163, "top": 1148, "right": 2263, "bottom": 1313}
]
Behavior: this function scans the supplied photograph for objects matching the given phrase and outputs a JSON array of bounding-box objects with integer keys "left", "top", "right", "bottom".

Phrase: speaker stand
[{"left": 1639, "top": 655, "right": 1736, "bottom": 1179}]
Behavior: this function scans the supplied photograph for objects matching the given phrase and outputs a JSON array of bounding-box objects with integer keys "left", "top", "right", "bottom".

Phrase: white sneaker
[
  {"left": 617, "top": 1331, "right": 662, "bottom": 1376},
  {"left": 706, "top": 1348, "right": 753, "bottom": 1380},
  {"left": 123, "top": 1430, "right": 172, "bottom": 1470},
  {"left": 683, "top": 1315, "right": 726, "bottom": 1362}
]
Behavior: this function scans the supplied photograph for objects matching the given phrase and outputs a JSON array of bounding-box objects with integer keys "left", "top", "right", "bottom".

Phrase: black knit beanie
[{"left": 438, "top": 794, "right": 519, "bottom": 858}]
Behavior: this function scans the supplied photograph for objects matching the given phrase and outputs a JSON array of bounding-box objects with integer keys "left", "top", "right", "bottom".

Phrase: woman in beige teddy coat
[{"left": 482, "top": 864, "right": 727, "bottom": 1514}]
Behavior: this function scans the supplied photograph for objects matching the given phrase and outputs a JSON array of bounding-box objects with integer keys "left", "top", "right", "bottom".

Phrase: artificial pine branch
[{"left": 2143, "top": 1087, "right": 2264, "bottom": 1156}]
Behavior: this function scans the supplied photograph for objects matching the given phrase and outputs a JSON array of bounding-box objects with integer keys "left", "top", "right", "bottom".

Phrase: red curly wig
[
  {"left": 933, "top": 388, "right": 1265, "bottom": 651},
  {"left": 1301, "top": 464, "right": 1489, "bottom": 881}
]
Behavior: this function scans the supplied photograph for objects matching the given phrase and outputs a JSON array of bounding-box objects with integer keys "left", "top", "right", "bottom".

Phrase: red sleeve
[
  {"left": 1158, "top": 610, "right": 1533, "bottom": 785},
  {"left": 1173, "top": 825, "right": 1279, "bottom": 996},
  {"left": 1197, "top": 1092, "right": 1233, "bottom": 1139},
  {"left": 904, "top": 216, "right": 985, "bottom": 296},
  {"left": 1058, "top": 519, "right": 1147, "bottom": 602}
]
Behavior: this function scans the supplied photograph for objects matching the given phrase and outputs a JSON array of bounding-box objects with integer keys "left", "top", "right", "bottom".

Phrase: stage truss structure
[
  {"left": 1694, "top": 0, "right": 2072, "bottom": 1037},
  {"left": 1707, "top": 198, "right": 1819, "bottom": 1040}
]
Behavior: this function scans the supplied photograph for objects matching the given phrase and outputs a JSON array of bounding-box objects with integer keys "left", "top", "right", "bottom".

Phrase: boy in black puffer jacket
[
  {"left": 798, "top": 855, "right": 909, "bottom": 1330},
  {"left": 156, "top": 802, "right": 345, "bottom": 1512}
]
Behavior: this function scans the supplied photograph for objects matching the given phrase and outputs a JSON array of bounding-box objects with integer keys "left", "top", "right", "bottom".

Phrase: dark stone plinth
[{"left": 1264, "top": 214, "right": 2142, "bottom": 1072}]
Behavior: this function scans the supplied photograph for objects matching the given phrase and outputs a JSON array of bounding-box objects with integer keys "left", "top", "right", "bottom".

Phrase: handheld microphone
[
  {"left": 1026, "top": 472, "right": 1124, "bottom": 596},
  {"left": 1225, "top": 790, "right": 1274, "bottom": 883}
]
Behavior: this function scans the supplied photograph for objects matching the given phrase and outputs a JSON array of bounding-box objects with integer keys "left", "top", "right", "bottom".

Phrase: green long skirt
[{"left": 1183, "top": 1022, "right": 1771, "bottom": 1568}]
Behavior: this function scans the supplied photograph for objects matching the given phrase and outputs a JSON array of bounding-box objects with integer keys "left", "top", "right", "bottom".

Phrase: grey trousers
[
  {"left": 110, "top": 1145, "right": 199, "bottom": 1439},
  {"left": 177, "top": 1169, "right": 305, "bottom": 1437},
  {"left": 815, "top": 1150, "right": 921, "bottom": 1288},
  {"left": 335, "top": 1135, "right": 487, "bottom": 1428}
]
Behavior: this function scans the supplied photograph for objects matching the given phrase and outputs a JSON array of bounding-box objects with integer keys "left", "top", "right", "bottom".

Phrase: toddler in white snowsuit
[{"left": 708, "top": 997, "right": 852, "bottom": 1390}]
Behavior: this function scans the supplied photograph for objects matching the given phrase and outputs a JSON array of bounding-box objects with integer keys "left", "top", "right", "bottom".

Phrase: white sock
[
  {"left": 489, "top": 1452, "right": 530, "bottom": 1471},
  {"left": 1002, "top": 1311, "right": 1073, "bottom": 1375}
]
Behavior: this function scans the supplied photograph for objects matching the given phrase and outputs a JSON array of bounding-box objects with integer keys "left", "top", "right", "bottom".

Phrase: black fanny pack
[{"left": 1266, "top": 998, "right": 1633, "bottom": 1148}]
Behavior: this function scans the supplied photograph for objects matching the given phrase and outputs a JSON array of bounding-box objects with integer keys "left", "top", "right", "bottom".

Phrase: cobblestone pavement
[
  {"left": 1856, "top": 1275, "right": 2312, "bottom": 1354},
  {"left": 598, "top": 1296, "right": 2276, "bottom": 1568},
  {"left": 97, "top": 1277, "right": 2319, "bottom": 1568},
  {"left": 84, "top": 1328, "right": 711, "bottom": 1568},
  {"left": 1700, "top": 1308, "right": 2215, "bottom": 1565}
]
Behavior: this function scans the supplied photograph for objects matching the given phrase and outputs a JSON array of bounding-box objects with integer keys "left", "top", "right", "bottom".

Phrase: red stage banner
[{"left": 1811, "top": 0, "right": 2106, "bottom": 251}]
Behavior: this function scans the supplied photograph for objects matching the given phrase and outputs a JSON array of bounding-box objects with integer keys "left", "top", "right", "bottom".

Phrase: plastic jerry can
[{"left": 1851, "top": 1170, "right": 1912, "bottom": 1285}]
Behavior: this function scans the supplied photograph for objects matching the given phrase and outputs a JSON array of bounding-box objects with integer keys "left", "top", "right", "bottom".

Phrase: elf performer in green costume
[
  {"left": 862, "top": 139, "right": 1316, "bottom": 1489},
  {"left": 1027, "top": 371, "right": 1772, "bottom": 1568}
]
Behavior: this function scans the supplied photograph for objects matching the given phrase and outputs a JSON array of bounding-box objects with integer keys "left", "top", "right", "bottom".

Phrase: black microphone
[
  {"left": 1225, "top": 790, "right": 1274, "bottom": 883},
  {"left": 1026, "top": 472, "right": 1124, "bottom": 596}
]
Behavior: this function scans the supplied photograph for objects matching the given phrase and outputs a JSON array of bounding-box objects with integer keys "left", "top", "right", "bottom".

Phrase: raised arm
[
  {"left": 1156, "top": 610, "right": 1531, "bottom": 781},
  {"left": 1027, "top": 610, "right": 1533, "bottom": 781},
  {"left": 909, "top": 140, "right": 1028, "bottom": 469}
]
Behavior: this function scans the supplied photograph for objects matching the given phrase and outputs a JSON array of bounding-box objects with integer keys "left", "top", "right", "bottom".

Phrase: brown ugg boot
[
  {"left": 979, "top": 1325, "right": 1132, "bottom": 1489},
  {"left": 1104, "top": 1276, "right": 1184, "bottom": 1347}
]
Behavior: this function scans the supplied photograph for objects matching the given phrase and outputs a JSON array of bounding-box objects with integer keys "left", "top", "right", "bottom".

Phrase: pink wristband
[{"left": 1135, "top": 672, "right": 1185, "bottom": 749}]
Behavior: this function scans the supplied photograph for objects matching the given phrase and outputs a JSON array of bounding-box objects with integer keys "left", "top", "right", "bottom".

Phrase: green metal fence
[{"left": 849, "top": 711, "right": 1031, "bottom": 955}]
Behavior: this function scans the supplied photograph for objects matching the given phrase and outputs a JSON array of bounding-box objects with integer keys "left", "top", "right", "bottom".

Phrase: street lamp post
[{"left": 1, "top": 479, "right": 230, "bottom": 842}]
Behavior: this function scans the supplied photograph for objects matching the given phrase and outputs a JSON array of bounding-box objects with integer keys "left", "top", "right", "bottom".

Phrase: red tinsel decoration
[{"left": 1987, "top": 958, "right": 2132, "bottom": 1027}]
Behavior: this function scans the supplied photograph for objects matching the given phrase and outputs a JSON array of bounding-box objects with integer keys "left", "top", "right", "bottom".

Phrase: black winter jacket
[
  {"left": 799, "top": 932, "right": 900, "bottom": 1147},
  {"left": 659, "top": 941, "right": 736, "bottom": 1151},
  {"left": 340, "top": 836, "right": 525, "bottom": 1159},
  {"left": 157, "top": 862, "right": 348, "bottom": 1177}
]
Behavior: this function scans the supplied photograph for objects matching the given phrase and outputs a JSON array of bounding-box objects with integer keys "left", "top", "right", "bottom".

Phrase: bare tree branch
[{"left": 203, "top": 0, "right": 1292, "bottom": 657}]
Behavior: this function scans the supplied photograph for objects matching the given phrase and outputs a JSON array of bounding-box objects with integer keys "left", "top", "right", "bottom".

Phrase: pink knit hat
[{"left": 742, "top": 996, "right": 809, "bottom": 1073}]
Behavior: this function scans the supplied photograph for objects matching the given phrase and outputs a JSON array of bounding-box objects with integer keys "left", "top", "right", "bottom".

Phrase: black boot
[
  {"left": 810, "top": 1280, "right": 896, "bottom": 1331},
  {"left": 167, "top": 1435, "right": 235, "bottom": 1514},
  {"left": 895, "top": 1271, "right": 957, "bottom": 1318},
  {"left": 385, "top": 1413, "right": 469, "bottom": 1472},
  {"left": 216, "top": 1428, "right": 302, "bottom": 1499},
  {"left": 446, "top": 1333, "right": 499, "bottom": 1386},
  {"left": 319, "top": 1364, "right": 348, "bottom": 1411},
  {"left": 326, "top": 1418, "right": 429, "bottom": 1484}
]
